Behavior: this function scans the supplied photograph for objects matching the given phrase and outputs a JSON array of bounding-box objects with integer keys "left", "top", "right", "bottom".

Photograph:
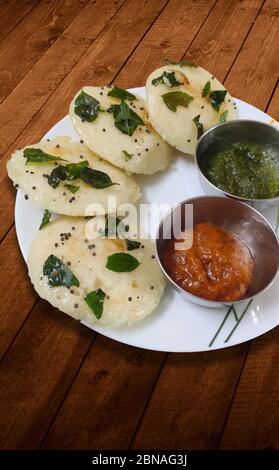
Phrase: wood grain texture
[
  {"left": 131, "top": 345, "right": 248, "bottom": 449},
  {"left": 218, "top": 89, "right": 279, "bottom": 450},
  {"left": 0, "top": 0, "right": 168, "bottom": 351},
  {"left": 0, "top": 3, "right": 215, "bottom": 447},
  {"left": 41, "top": 336, "right": 165, "bottom": 449},
  {"left": 0, "top": 0, "right": 90, "bottom": 104},
  {"left": 0, "top": 0, "right": 170, "bottom": 450},
  {"left": 265, "top": 82, "right": 279, "bottom": 120},
  {"left": 0, "top": 227, "right": 37, "bottom": 360},
  {"left": 184, "top": 0, "right": 265, "bottom": 82},
  {"left": 115, "top": 0, "right": 217, "bottom": 87},
  {"left": 0, "top": 0, "right": 40, "bottom": 43},
  {"left": 38, "top": 0, "right": 271, "bottom": 451},
  {"left": 31, "top": 0, "right": 219, "bottom": 450},
  {"left": 114, "top": 2, "right": 279, "bottom": 449},
  {"left": 225, "top": 0, "right": 279, "bottom": 110},
  {"left": 0, "top": 0, "right": 125, "bottom": 158},
  {"left": 0, "top": 0, "right": 167, "bottom": 239},
  {"left": 0, "top": 0, "right": 278, "bottom": 451},
  {"left": 0, "top": 0, "right": 170, "bottom": 367},
  {"left": 130, "top": 0, "right": 279, "bottom": 450},
  {"left": 219, "top": 328, "right": 279, "bottom": 449},
  {"left": 0, "top": 301, "right": 93, "bottom": 450}
]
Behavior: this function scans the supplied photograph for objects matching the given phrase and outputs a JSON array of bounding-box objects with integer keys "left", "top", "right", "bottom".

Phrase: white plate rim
[{"left": 14, "top": 87, "right": 279, "bottom": 352}]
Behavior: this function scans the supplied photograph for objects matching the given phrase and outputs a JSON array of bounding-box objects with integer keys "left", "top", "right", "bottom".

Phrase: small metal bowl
[
  {"left": 156, "top": 196, "right": 279, "bottom": 308},
  {"left": 195, "top": 120, "right": 279, "bottom": 211}
]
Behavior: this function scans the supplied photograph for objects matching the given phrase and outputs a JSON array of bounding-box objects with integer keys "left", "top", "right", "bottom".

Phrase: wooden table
[{"left": 0, "top": 0, "right": 278, "bottom": 450}]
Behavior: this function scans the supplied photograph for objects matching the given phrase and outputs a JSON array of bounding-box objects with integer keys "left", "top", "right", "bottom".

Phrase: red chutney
[{"left": 162, "top": 222, "right": 254, "bottom": 302}]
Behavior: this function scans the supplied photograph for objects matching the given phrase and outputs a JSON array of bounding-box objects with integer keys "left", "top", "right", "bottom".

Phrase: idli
[
  {"left": 7, "top": 137, "right": 141, "bottom": 216},
  {"left": 69, "top": 86, "right": 172, "bottom": 174},
  {"left": 146, "top": 60, "right": 237, "bottom": 155},
  {"left": 28, "top": 216, "right": 166, "bottom": 327}
]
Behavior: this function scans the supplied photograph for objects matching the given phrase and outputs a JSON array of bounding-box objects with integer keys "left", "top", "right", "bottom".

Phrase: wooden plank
[
  {"left": 0, "top": 0, "right": 168, "bottom": 357},
  {"left": 0, "top": 0, "right": 127, "bottom": 355},
  {"left": 131, "top": 345, "right": 247, "bottom": 449},
  {"left": 184, "top": 0, "right": 265, "bottom": 82},
  {"left": 218, "top": 90, "right": 279, "bottom": 449},
  {"left": 41, "top": 0, "right": 267, "bottom": 450},
  {"left": 0, "top": 0, "right": 276, "bottom": 451},
  {"left": 219, "top": 327, "right": 279, "bottom": 449},
  {"left": 0, "top": 0, "right": 159, "bottom": 158},
  {"left": 0, "top": 0, "right": 216, "bottom": 450},
  {"left": 0, "top": 0, "right": 261, "bottom": 242},
  {"left": 225, "top": 0, "right": 279, "bottom": 110},
  {"left": 0, "top": 0, "right": 168, "bottom": 241},
  {"left": 0, "top": 0, "right": 126, "bottom": 243},
  {"left": 115, "top": 0, "right": 218, "bottom": 87},
  {"left": 0, "top": 227, "right": 37, "bottom": 360},
  {"left": 0, "top": 0, "right": 171, "bottom": 450},
  {"left": 0, "top": 0, "right": 169, "bottom": 355},
  {"left": 126, "top": 0, "right": 278, "bottom": 450},
  {"left": 0, "top": 301, "right": 93, "bottom": 450},
  {"left": 117, "top": 0, "right": 264, "bottom": 87},
  {"left": 266, "top": 83, "right": 279, "bottom": 120},
  {"left": 0, "top": 0, "right": 40, "bottom": 43},
  {"left": 0, "top": 0, "right": 91, "bottom": 104},
  {"left": 41, "top": 336, "right": 165, "bottom": 449}
]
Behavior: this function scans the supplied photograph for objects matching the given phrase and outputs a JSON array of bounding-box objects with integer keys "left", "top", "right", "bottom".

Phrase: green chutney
[{"left": 204, "top": 143, "right": 279, "bottom": 199}]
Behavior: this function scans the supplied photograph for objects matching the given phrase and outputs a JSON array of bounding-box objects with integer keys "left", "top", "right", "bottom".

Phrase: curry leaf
[
  {"left": 47, "top": 159, "right": 116, "bottom": 190},
  {"left": 23, "top": 148, "right": 67, "bottom": 165},
  {"left": 220, "top": 110, "right": 229, "bottom": 122},
  {"left": 65, "top": 160, "right": 89, "bottom": 180},
  {"left": 39, "top": 209, "right": 51, "bottom": 230},
  {"left": 164, "top": 58, "right": 197, "bottom": 68},
  {"left": 210, "top": 90, "right": 227, "bottom": 111},
  {"left": 106, "top": 252, "right": 140, "bottom": 272},
  {"left": 108, "top": 86, "right": 136, "bottom": 101},
  {"left": 48, "top": 165, "right": 67, "bottom": 189},
  {"left": 161, "top": 91, "right": 193, "bottom": 112},
  {"left": 84, "top": 288, "right": 106, "bottom": 319},
  {"left": 152, "top": 71, "right": 182, "bottom": 87},
  {"left": 107, "top": 100, "right": 144, "bottom": 136},
  {"left": 64, "top": 183, "right": 80, "bottom": 193},
  {"left": 202, "top": 81, "right": 211, "bottom": 97},
  {"left": 125, "top": 239, "right": 141, "bottom": 250},
  {"left": 43, "top": 254, "right": 80, "bottom": 287},
  {"left": 74, "top": 91, "right": 100, "bottom": 122},
  {"left": 122, "top": 150, "right": 134, "bottom": 161},
  {"left": 79, "top": 167, "right": 117, "bottom": 189},
  {"left": 193, "top": 114, "right": 204, "bottom": 139}
]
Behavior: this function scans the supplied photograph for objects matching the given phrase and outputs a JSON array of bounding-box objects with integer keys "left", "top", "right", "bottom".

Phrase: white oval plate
[{"left": 15, "top": 87, "right": 279, "bottom": 352}]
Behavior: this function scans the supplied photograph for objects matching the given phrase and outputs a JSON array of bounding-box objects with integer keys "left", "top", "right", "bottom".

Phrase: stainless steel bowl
[
  {"left": 156, "top": 196, "right": 279, "bottom": 308},
  {"left": 195, "top": 120, "right": 279, "bottom": 211}
]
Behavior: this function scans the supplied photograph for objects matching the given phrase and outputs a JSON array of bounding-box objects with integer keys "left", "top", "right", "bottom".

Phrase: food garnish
[
  {"left": 43, "top": 254, "right": 80, "bottom": 288},
  {"left": 161, "top": 91, "right": 193, "bottom": 111},
  {"left": 106, "top": 252, "right": 140, "bottom": 272},
  {"left": 193, "top": 114, "right": 204, "bottom": 139},
  {"left": 108, "top": 86, "right": 136, "bottom": 101},
  {"left": 107, "top": 100, "right": 145, "bottom": 136},
  {"left": 24, "top": 148, "right": 67, "bottom": 164},
  {"left": 74, "top": 91, "right": 101, "bottom": 122},
  {"left": 152, "top": 71, "right": 182, "bottom": 87},
  {"left": 84, "top": 288, "right": 106, "bottom": 319},
  {"left": 39, "top": 209, "right": 51, "bottom": 230}
]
